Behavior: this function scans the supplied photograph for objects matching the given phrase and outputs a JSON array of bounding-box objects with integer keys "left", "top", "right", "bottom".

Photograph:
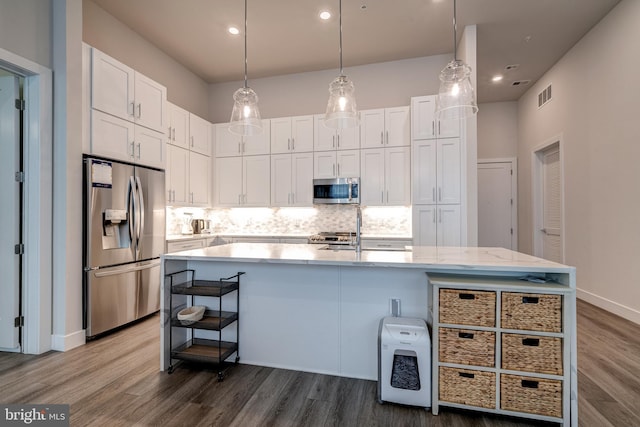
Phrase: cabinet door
[
  {"left": 413, "top": 205, "right": 437, "bottom": 246},
  {"left": 168, "top": 103, "right": 189, "bottom": 148},
  {"left": 412, "top": 140, "right": 437, "bottom": 204},
  {"left": 189, "top": 151, "right": 210, "bottom": 206},
  {"left": 337, "top": 125, "right": 360, "bottom": 150},
  {"left": 437, "top": 117, "right": 460, "bottom": 139},
  {"left": 215, "top": 123, "right": 242, "bottom": 157},
  {"left": 360, "top": 148, "right": 385, "bottom": 206},
  {"left": 271, "top": 154, "right": 293, "bottom": 206},
  {"left": 314, "top": 151, "right": 336, "bottom": 179},
  {"left": 337, "top": 149, "right": 360, "bottom": 178},
  {"left": 360, "top": 109, "right": 385, "bottom": 149},
  {"left": 314, "top": 114, "right": 336, "bottom": 151},
  {"left": 437, "top": 138, "right": 461, "bottom": 204},
  {"left": 134, "top": 72, "right": 167, "bottom": 133},
  {"left": 134, "top": 126, "right": 166, "bottom": 170},
  {"left": 411, "top": 96, "right": 437, "bottom": 140},
  {"left": 91, "top": 48, "right": 135, "bottom": 122},
  {"left": 270, "top": 117, "right": 292, "bottom": 154},
  {"left": 166, "top": 144, "right": 189, "bottom": 205},
  {"left": 90, "top": 109, "right": 135, "bottom": 162},
  {"left": 243, "top": 155, "right": 271, "bottom": 206},
  {"left": 292, "top": 115, "right": 314, "bottom": 152},
  {"left": 384, "top": 106, "right": 410, "bottom": 147},
  {"left": 243, "top": 119, "right": 271, "bottom": 155},
  {"left": 291, "top": 152, "right": 314, "bottom": 206},
  {"left": 215, "top": 156, "right": 243, "bottom": 206},
  {"left": 437, "top": 205, "right": 461, "bottom": 246},
  {"left": 189, "top": 113, "right": 211, "bottom": 156},
  {"left": 385, "top": 146, "right": 411, "bottom": 205}
]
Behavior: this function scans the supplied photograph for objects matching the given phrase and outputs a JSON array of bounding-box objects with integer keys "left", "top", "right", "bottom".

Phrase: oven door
[{"left": 313, "top": 178, "right": 360, "bottom": 204}]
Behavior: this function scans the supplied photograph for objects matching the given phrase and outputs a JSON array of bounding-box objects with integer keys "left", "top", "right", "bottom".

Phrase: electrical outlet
[{"left": 390, "top": 298, "right": 401, "bottom": 316}]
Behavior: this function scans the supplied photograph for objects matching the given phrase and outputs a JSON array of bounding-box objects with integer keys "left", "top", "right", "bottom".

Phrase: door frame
[
  {"left": 532, "top": 134, "right": 565, "bottom": 262},
  {"left": 477, "top": 157, "right": 518, "bottom": 250},
  {"left": 0, "top": 47, "right": 53, "bottom": 354}
]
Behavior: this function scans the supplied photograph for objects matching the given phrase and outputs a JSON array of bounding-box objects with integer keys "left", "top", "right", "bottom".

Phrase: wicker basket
[
  {"left": 501, "top": 292, "right": 562, "bottom": 332},
  {"left": 500, "top": 374, "right": 562, "bottom": 418},
  {"left": 439, "top": 328, "right": 495, "bottom": 367},
  {"left": 439, "top": 289, "right": 496, "bottom": 327},
  {"left": 502, "top": 333, "right": 563, "bottom": 375},
  {"left": 439, "top": 367, "right": 496, "bottom": 409}
]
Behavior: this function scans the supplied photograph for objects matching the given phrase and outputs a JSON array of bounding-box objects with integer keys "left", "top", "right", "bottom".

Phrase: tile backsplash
[{"left": 167, "top": 205, "right": 411, "bottom": 237}]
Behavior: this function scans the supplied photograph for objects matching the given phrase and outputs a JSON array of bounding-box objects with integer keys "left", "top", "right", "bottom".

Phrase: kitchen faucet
[{"left": 355, "top": 205, "right": 362, "bottom": 252}]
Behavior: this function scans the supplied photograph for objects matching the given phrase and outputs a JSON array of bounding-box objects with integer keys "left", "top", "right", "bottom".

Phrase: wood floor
[{"left": 1, "top": 299, "right": 638, "bottom": 426}]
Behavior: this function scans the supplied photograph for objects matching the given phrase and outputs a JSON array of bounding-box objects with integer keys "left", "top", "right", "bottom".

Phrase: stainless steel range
[{"left": 308, "top": 231, "right": 357, "bottom": 245}]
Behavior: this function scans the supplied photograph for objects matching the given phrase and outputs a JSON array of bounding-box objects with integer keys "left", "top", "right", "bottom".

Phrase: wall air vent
[
  {"left": 538, "top": 84, "right": 552, "bottom": 108},
  {"left": 511, "top": 80, "right": 531, "bottom": 86}
]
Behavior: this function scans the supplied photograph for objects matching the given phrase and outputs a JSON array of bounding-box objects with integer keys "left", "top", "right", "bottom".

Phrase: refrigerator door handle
[
  {"left": 129, "top": 176, "right": 139, "bottom": 256},
  {"left": 135, "top": 175, "right": 145, "bottom": 257},
  {"left": 93, "top": 260, "right": 161, "bottom": 278}
]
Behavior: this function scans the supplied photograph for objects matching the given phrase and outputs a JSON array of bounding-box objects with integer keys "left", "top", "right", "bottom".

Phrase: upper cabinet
[
  {"left": 411, "top": 95, "right": 459, "bottom": 140},
  {"left": 167, "top": 103, "right": 189, "bottom": 148},
  {"left": 271, "top": 115, "right": 314, "bottom": 154},
  {"left": 214, "top": 121, "right": 271, "bottom": 157},
  {"left": 360, "top": 107, "right": 410, "bottom": 149},
  {"left": 91, "top": 48, "right": 167, "bottom": 134},
  {"left": 314, "top": 114, "right": 360, "bottom": 151},
  {"left": 188, "top": 113, "right": 211, "bottom": 156}
]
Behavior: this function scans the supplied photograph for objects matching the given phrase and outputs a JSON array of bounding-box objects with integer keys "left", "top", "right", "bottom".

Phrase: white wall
[
  {"left": 208, "top": 55, "right": 451, "bottom": 123},
  {"left": 0, "top": 0, "right": 52, "bottom": 69},
  {"left": 517, "top": 0, "right": 640, "bottom": 323},
  {"left": 477, "top": 101, "right": 518, "bottom": 159},
  {"left": 82, "top": 0, "right": 210, "bottom": 118}
]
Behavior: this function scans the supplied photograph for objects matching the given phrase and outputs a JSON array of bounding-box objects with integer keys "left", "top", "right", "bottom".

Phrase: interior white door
[
  {"left": 0, "top": 74, "right": 21, "bottom": 351},
  {"left": 478, "top": 161, "right": 515, "bottom": 249},
  {"left": 542, "top": 145, "right": 562, "bottom": 262}
]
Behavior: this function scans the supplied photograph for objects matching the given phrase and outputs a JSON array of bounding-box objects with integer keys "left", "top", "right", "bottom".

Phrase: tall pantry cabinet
[{"left": 411, "top": 95, "right": 464, "bottom": 246}]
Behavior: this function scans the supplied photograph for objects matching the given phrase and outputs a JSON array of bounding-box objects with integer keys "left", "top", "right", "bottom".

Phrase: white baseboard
[
  {"left": 577, "top": 288, "right": 640, "bottom": 325},
  {"left": 51, "top": 329, "right": 86, "bottom": 352}
]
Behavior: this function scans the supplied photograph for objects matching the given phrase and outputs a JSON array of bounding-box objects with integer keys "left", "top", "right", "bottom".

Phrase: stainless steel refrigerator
[{"left": 83, "top": 156, "right": 165, "bottom": 338}]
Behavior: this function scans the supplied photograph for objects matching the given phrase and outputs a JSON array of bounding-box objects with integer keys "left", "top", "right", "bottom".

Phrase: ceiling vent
[
  {"left": 538, "top": 84, "right": 552, "bottom": 108},
  {"left": 511, "top": 80, "right": 531, "bottom": 86},
  {"left": 505, "top": 64, "right": 520, "bottom": 71}
]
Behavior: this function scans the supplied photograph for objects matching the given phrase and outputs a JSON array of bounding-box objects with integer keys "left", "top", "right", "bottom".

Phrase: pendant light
[
  {"left": 435, "top": 0, "right": 478, "bottom": 120},
  {"left": 229, "top": 0, "right": 262, "bottom": 136},
  {"left": 324, "top": 0, "right": 358, "bottom": 129}
]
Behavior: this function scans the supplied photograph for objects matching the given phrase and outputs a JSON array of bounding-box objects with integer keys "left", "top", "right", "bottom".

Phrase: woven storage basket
[
  {"left": 439, "top": 367, "right": 496, "bottom": 409},
  {"left": 439, "top": 327, "right": 495, "bottom": 367},
  {"left": 502, "top": 333, "right": 563, "bottom": 375},
  {"left": 500, "top": 374, "right": 562, "bottom": 418},
  {"left": 501, "top": 292, "right": 562, "bottom": 332},
  {"left": 439, "top": 289, "right": 496, "bottom": 327}
]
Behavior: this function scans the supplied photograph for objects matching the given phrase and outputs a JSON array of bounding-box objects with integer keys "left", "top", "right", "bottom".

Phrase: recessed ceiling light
[
  {"left": 228, "top": 26, "right": 240, "bottom": 35},
  {"left": 319, "top": 11, "right": 331, "bottom": 20},
  {"left": 492, "top": 75, "right": 504, "bottom": 83}
]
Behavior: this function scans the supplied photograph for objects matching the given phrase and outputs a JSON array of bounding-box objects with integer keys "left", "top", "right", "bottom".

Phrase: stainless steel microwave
[{"left": 313, "top": 178, "right": 360, "bottom": 204}]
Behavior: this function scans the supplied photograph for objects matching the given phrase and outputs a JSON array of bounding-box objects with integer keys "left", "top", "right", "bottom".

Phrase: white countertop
[{"left": 162, "top": 242, "right": 574, "bottom": 274}]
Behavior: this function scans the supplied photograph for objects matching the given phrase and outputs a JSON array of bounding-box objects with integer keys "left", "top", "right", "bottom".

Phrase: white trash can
[{"left": 377, "top": 316, "right": 431, "bottom": 409}]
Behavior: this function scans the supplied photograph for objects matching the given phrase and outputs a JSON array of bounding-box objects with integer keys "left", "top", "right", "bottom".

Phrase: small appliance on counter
[
  {"left": 181, "top": 213, "right": 194, "bottom": 235},
  {"left": 191, "top": 219, "right": 211, "bottom": 234}
]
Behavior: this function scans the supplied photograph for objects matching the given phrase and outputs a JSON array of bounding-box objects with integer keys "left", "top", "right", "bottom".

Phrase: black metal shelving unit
[{"left": 166, "top": 269, "right": 244, "bottom": 381}]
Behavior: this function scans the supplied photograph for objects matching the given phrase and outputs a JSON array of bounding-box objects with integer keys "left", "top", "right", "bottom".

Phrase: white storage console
[{"left": 428, "top": 274, "right": 574, "bottom": 426}]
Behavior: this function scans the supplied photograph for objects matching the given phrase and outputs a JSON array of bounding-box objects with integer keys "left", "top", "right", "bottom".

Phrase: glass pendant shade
[
  {"left": 229, "top": 86, "right": 262, "bottom": 136},
  {"left": 436, "top": 59, "right": 478, "bottom": 120},
  {"left": 324, "top": 75, "right": 358, "bottom": 129}
]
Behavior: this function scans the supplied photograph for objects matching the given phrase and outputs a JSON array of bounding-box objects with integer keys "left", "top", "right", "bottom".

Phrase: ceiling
[{"left": 90, "top": 0, "right": 620, "bottom": 103}]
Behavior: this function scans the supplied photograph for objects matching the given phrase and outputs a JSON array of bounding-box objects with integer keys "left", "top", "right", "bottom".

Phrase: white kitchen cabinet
[
  {"left": 313, "top": 114, "right": 360, "bottom": 151},
  {"left": 189, "top": 113, "right": 211, "bottom": 156},
  {"left": 271, "top": 153, "right": 314, "bottom": 206},
  {"left": 167, "top": 103, "right": 189, "bottom": 148},
  {"left": 411, "top": 95, "right": 459, "bottom": 140},
  {"left": 413, "top": 138, "right": 460, "bottom": 205},
  {"left": 90, "top": 109, "right": 136, "bottom": 162},
  {"left": 166, "top": 144, "right": 189, "bottom": 205},
  {"left": 214, "top": 121, "right": 270, "bottom": 157},
  {"left": 360, "top": 147, "right": 410, "bottom": 206},
  {"left": 188, "top": 151, "right": 210, "bottom": 206},
  {"left": 271, "top": 115, "right": 314, "bottom": 154},
  {"left": 134, "top": 125, "right": 166, "bottom": 170},
  {"left": 214, "top": 155, "right": 270, "bottom": 207},
  {"left": 313, "top": 149, "right": 360, "bottom": 179},
  {"left": 360, "top": 106, "right": 410, "bottom": 149},
  {"left": 91, "top": 47, "right": 167, "bottom": 133},
  {"left": 413, "top": 204, "right": 461, "bottom": 246}
]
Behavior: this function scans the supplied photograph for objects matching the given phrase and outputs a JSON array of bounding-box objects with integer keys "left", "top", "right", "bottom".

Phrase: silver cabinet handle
[
  {"left": 381, "top": 191, "right": 384, "bottom": 203},
  {"left": 292, "top": 138, "right": 295, "bottom": 151},
  {"left": 438, "top": 121, "right": 441, "bottom": 135},
  {"left": 433, "top": 209, "right": 436, "bottom": 223},
  {"left": 168, "top": 126, "right": 172, "bottom": 138},
  {"left": 386, "top": 190, "right": 389, "bottom": 202},
  {"left": 337, "top": 134, "right": 340, "bottom": 148},
  {"left": 130, "top": 102, "right": 135, "bottom": 117},
  {"left": 386, "top": 130, "right": 389, "bottom": 145},
  {"left": 432, "top": 121, "right": 435, "bottom": 136},
  {"left": 439, "top": 208, "right": 442, "bottom": 223},
  {"left": 130, "top": 142, "right": 135, "bottom": 158},
  {"left": 136, "top": 142, "right": 141, "bottom": 159},
  {"left": 191, "top": 136, "right": 194, "bottom": 147},
  {"left": 380, "top": 131, "right": 384, "bottom": 145},
  {"left": 288, "top": 193, "right": 291, "bottom": 204},
  {"left": 243, "top": 142, "right": 246, "bottom": 153},
  {"left": 137, "top": 103, "right": 142, "bottom": 119},
  {"left": 172, "top": 128, "right": 176, "bottom": 141},
  {"left": 337, "top": 163, "right": 340, "bottom": 176},
  {"left": 238, "top": 142, "right": 241, "bottom": 153},
  {"left": 332, "top": 135, "right": 336, "bottom": 148},
  {"left": 438, "top": 187, "right": 442, "bottom": 202},
  {"left": 190, "top": 192, "right": 194, "bottom": 203},
  {"left": 168, "top": 189, "right": 172, "bottom": 201},
  {"left": 292, "top": 193, "right": 295, "bottom": 204}
]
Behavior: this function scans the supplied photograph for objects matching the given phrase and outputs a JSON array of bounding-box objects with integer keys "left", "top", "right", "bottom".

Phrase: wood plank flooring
[{"left": 1, "top": 299, "right": 638, "bottom": 426}]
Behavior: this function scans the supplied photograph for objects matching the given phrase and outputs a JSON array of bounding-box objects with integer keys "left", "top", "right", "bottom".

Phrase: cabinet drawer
[
  {"left": 502, "top": 333, "right": 563, "bottom": 375},
  {"left": 439, "top": 328, "right": 495, "bottom": 367},
  {"left": 439, "top": 367, "right": 496, "bottom": 409},
  {"left": 501, "top": 292, "right": 562, "bottom": 332},
  {"left": 439, "top": 289, "right": 496, "bottom": 327},
  {"left": 167, "top": 239, "right": 205, "bottom": 253},
  {"left": 500, "top": 374, "right": 562, "bottom": 418}
]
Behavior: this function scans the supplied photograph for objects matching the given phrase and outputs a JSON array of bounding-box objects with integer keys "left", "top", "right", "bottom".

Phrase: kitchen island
[{"left": 161, "top": 243, "right": 576, "bottom": 425}]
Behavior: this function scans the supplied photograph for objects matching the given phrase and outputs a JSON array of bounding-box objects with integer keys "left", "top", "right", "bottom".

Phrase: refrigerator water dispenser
[{"left": 102, "top": 208, "right": 130, "bottom": 249}]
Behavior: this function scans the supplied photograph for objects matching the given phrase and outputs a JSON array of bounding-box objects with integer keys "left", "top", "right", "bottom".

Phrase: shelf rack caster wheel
[
  {"left": 217, "top": 372, "right": 225, "bottom": 382},
  {"left": 235, "top": 356, "right": 240, "bottom": 364},
  {"left": 168, "top": 365, "right": 174, "bottom": 374}
]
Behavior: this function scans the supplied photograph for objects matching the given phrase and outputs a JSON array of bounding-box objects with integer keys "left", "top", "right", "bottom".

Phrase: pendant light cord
[
  {"left": 452, "top": 0, "right": 458, "bottom": 61},
  {"left": 339, "top": 0, "right": 344, "bottom": 75},
  {"left": 244, "top": 0, "right": 248, "bottom": 88}
]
